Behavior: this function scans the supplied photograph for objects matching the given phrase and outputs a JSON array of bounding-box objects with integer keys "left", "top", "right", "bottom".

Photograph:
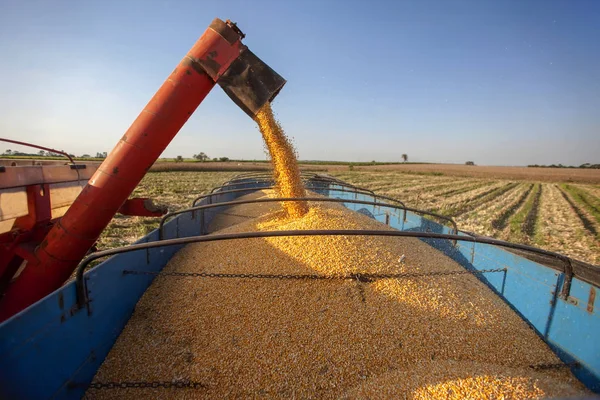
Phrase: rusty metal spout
[{"left": 218, "top": 47, "right": 286, "bottom": 118}]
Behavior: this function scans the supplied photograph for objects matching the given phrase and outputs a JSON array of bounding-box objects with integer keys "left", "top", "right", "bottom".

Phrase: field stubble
[
  {"left": 98, "top": 172, "right": 236, "bottom": 249},
  {"left": 458, "top": 183, "right": 531, "bottom": 237},
  {"left": 333, "top": 171, "right": 599, "bottom": 265},
  {"left": 98, "top": 170, "right": 599, "bottom": 266}
]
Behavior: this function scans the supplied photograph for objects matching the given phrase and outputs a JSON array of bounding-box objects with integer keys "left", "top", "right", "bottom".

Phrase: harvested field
[
  {"left": 149, "top": 161, "right": 326, "bottom": 173},
  {"left": 458, "top": 183, "right": 531, "bottom": 238},
  {"left": 98, "top": 172, "right": 236, "bottom": 249},
  {"left": 512, "top": 184, "right": 543, "bottom": 244},
  {"left": 562, "top": 185, "right": 600, "bottom": 231},
  {"left": 98, "top": 170, "right": 600, "bottom": 265},
  {"left": 558, "top": 187, "right": 598, "bottom": 238},
  {"left": 328, "top": 164, "right": 600, "bottom": 184},
  {"left": 88, "top": 192, "right": 588, "bottom": 399},
  {"left": 528, "top": 184, "right": 599, "bottom": 264},
  {"left": 523, "top": 185, "right": 543, "bottom": 239},
  {"left": 577, "top": 184, "right": 600, "bottom": 199},
  {"left": 331, "top": 171, "right": 599, "bottom": 265},
  {"left": 444, "top": 182, "right": 519, "bottom": 217},
  {"left": 4, "top": 157, "right": 599, "bottom": 182},
  {"left": 491, "top": 184, "right": 534, "bottom": 231}
]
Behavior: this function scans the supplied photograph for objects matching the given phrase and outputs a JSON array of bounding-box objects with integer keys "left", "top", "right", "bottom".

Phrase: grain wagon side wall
[{"left": 0, "top": 186, "right": 262, "bottom": 400}]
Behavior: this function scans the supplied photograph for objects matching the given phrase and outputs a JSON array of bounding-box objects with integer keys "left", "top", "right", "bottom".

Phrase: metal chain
[
  {"left": 87, "top": 380, "right": 206, "bottom": 389},
  {"left": 123, "top": 268, "right": 506, "bottom": 281}
]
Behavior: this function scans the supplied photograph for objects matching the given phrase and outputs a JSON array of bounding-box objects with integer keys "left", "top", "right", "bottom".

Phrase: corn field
[
  {"left": 98, "top": 171, "right": 600, "bottom": 266},
  {"left": 332, "top": 171, "right": 600, "bottom": 265}
]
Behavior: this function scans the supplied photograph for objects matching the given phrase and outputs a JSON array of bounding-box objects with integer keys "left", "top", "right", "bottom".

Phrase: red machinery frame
[{"left": 0, "top": 18, "right": 285, "bottom": 320}]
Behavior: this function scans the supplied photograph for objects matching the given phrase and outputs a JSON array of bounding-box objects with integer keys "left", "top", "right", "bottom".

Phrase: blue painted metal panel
[
  {"left": 0, "top": 180, "right": 598, "bottom": 398},
  {"left": 0, "top": 191, "right": 239, "bottom": 400},
  {"left": 0, "top": 282, "right": 87, "bottom": 399},
  {"left": 548, "top": 278, "right": 600, "bottom": 391}
]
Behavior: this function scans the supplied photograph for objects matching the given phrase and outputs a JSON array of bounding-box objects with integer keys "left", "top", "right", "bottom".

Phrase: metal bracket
[{"left": 560, "top": 258, "right": 574, "bottom": 300}]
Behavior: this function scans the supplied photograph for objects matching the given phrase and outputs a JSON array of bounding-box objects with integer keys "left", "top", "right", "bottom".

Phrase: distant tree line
[
  {"left": 1, "top": 149, "right": 107, "bottom": 158},
  {"left": 527, "top": 163, "right": 599, "bottom": 169},
  {"left": 172, "top": 152, "right": 230, "bottom": 162},
  {"left": 2, "top": 148, "right": 237, "bottom": 164},
  {"left": 1, "top": 149, "right": 77, "bottom": 158}
]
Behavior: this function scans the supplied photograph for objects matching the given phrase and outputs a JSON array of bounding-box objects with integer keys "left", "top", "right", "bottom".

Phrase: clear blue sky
[{"left": 0, "top": 0, "right": 598, "bottom": 165}]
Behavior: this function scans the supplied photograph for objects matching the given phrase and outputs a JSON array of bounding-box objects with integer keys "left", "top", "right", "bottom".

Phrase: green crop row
[{"left": 561, "top": 184, "right": 600, "bottom": 226}]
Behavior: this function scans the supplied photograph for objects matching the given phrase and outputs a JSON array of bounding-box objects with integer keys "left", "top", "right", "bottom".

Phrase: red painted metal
[
  {"left": 0, "top": 19, "right": 246, "bottom": 321},
  {"left": 17, "top": 185, "right": 53, "bottom": 231},
  {"left": 0, "top": 183, "right": 54, "bottom": 297}
]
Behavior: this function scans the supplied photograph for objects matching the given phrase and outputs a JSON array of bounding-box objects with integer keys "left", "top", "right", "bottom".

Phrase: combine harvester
[{"left": 0, "top": 18, "right": 598, "bottom": 399}]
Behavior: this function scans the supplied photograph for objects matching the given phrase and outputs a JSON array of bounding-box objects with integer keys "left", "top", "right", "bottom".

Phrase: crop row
[
  {"left": 439, "top": 182, "right": 519, "bottom": 217},
  {"left": 336, "top": 172, "right": 600, "bottom": 265},
  {"left": 521, "top": 184, "right": 542, "bottom": 240},
  {"left": 96, "top": 171, "right": 600, "bottom": 266},
  {"left": 491, "top": 184, "right": 534, "bottom": 230},
  {"left": 561, "top": 185, "right": 600, "bottom": 234},
  {"left": 536, "top": 185, "right": 599, "bottom": 264},
  {"left": 453, "top": 183, "right": 527, "bottom": 236}
]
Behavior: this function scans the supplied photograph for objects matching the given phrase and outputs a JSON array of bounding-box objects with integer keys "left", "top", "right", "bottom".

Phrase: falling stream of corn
[{"left": 254, "top": 102, "right": 309, "bottom": 218}]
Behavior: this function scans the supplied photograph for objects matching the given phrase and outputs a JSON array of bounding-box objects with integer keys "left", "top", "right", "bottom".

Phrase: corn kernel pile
[
  {"left": 88, "top": 192, "right": 589, "bottom": 399},
  {"left": 255, "top": 103, "right": 308, "bottom": 218}
]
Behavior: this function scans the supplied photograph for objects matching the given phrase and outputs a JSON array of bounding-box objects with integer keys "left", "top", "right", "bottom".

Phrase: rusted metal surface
[
  {"left": 211, "top": 18, "right": 245, "bottom": 43},
  {"left": 218, "top": 48, "right": 286, "bottom": 118},
  {"left": 589, "top": 287, "right": 596, "bottom": 313},
  {"left": 185, "top": 18, "right": 244, "bottom": 81},
  {"left": 560, "top": 258, "right": 574, "bottom": 300},
  {"left": 18, "top": 184, "right": 52, "bottom": 231},
  {"left": 0, "top": 138, "right": 75, "bottom": 164},
  {"left": 0, "top": 164, "right": 99, "bottom": 190},
  {"left": 118, "top": 198, "right": 167, "bottom": 217},
  {"left": 47, "top": 182, "right": 87, "bottom": 211},
  {"left": 0, "top": 170, "right": 95, "bottom": 237}
]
